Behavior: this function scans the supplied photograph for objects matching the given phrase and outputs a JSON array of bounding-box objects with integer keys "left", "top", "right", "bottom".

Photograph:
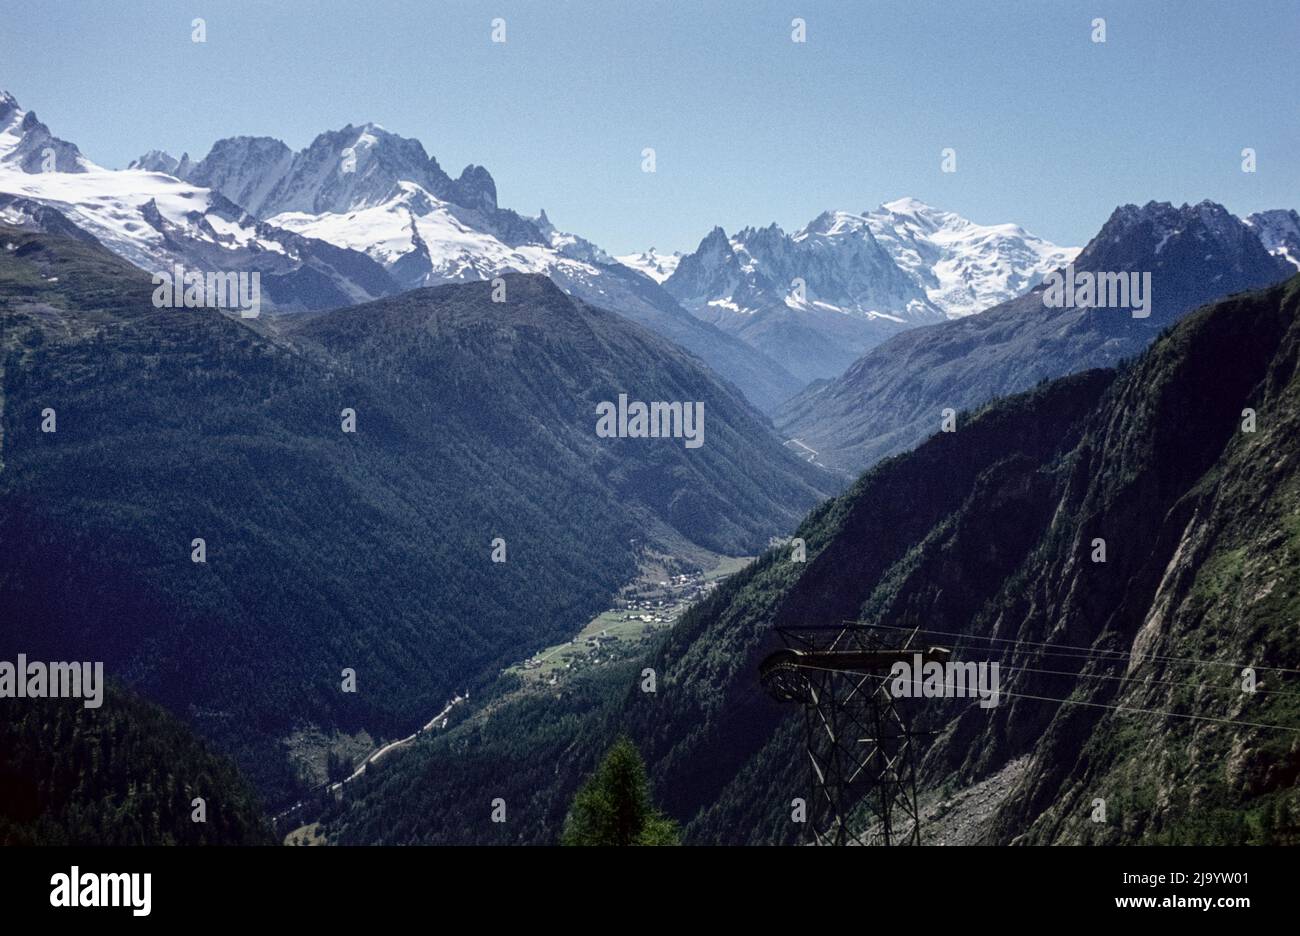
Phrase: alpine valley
[
  {"left": 2, "top": 87, "right": 1298, "bottom": 848},
  {"left": 320, "top": 270, "right": 1300, "bottom": 846}
]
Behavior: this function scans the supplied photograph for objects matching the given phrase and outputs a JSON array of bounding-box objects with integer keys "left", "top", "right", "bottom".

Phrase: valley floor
[
  {"left": 281, "top": 552, "right": 754, "bottom": 844},
  {"left": 505, "top": 554, "right": 753, "bottom": 686}
]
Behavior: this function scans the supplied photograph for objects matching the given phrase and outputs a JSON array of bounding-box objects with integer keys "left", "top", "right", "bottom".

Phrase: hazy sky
[{"left": 2, "top": 0, "right": 1296, "bottom": 254}]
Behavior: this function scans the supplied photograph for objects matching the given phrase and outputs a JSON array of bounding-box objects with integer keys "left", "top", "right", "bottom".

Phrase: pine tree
[{"left": 561, "top": 737, "right": 679, "bottom": 846}]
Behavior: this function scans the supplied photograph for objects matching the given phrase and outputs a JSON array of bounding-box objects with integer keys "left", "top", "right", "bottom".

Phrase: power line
[
  {"left": 842, "top": 620, "right": 1300, "bottom": 676},
  {"left": 975, "top": 659, "right": 1300, "bottom": 698},
  {"left": 928, "top": 639, "right": 1300, "bottom": 698},
  {"left": 796, "top": 664, "right": 1300, "bottom": 734}
]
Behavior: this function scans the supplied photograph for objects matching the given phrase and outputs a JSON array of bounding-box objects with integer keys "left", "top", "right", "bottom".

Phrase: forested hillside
[
  {"left": 0, "top": 228, "right": 831, "bottom": 802},
  {"left": 0, "top": 685, "right": 273, "bottom": 845},
  {"left": 323, "top": 274, "right": 1300, "bottom": 845}
]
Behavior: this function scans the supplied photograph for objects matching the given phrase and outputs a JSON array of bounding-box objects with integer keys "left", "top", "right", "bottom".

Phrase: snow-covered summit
[
  {"left": 1246, "top": 208, "right": 1300, "bottom": 271},
  {"left": 863, "top": 198, "right": 1079, "bottom": 318},
  {"left": 0, "top": 91, "right": 97, "bottom": 173},
  {"left": 0, "top": 92, "right": 401, "bottom": 311},
  {"left": 128, "top": 150, "right": 194, "bottom": 177},
  {"left": 616, "top": 247, "right": 683, "bottom": 283},
  {"left": 663, "top": 199, "right": 1079, "bottom": 326}
]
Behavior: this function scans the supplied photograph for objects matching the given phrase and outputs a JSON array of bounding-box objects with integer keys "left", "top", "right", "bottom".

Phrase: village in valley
[{"left": 507, "top": 556, "right": 752, "bottom": 685}]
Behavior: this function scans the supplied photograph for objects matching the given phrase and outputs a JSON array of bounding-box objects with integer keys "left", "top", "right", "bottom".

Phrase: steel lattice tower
[{"left": 760, "top": 624, "right": 947, "bottom": 846}]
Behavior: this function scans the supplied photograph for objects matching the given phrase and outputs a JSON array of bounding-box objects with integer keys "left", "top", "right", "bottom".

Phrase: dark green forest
[{"left": 0, "top": 685, "right": 273, "bottom": 845}]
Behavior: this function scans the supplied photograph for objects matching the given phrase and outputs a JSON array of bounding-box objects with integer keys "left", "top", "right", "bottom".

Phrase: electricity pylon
[{"left": 760, "top": 624, "right": 948, "bottom": 846}]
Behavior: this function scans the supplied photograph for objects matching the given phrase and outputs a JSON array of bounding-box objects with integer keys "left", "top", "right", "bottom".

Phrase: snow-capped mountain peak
[
  {"left": 172, "top": 122, "right": 513, "bottom": 223},
  {"left": 128, "top": 150, "right": 194, "bottom": 177},
  {"left": 668, "top": 207, "right": 941, "bottom": 320},
  {"left": 0, "top": 92, "right": 405, "bottom": 312},
  {"left": 877, "top": 196, "right": 948, "bottom": 231},
  {"left": 881, "top": 195, "right": 933, "bottom": 213},
  {"left": 1076, "top": 200, "right": 1290, "bottom": 283},
  {"left": 616, "top": 247, "right": 683, "bottom": 283},
  {"left": 863, "top": 198, "right": 1079, "bottom": 318},
  {"left": 0, "top": 91, "right": 97, "bottom": 173},
  {"left": 1246, "top": 208, "right": 1300, "bottom": 271},
  {"left": 793, "top": 209, "right": 870, "bottom": 240}
]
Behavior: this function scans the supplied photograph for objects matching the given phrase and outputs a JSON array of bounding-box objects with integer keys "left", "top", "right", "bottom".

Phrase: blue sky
[{"left": 2, "top": 0, "right": 1296, "bottom": 254}]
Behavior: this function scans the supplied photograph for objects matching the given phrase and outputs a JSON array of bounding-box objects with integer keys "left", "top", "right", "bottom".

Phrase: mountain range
[
  {"left": 629, "top": 198, "right": 1079, "bottom": 383},
  {"left": 125, "top": 112, "right": 813, "bottom": 413},
  {"left": 0, "top": 91, "right": 803, "bottom": 411},
  {"left": 5, "top": 90, "right": 1294, "bottom": 423},
  {"left": 0, "top": 93, "right": 402, "bottom": 313},
  {"left": 777, "top": 199, "right": 1296, "bottom": 472}
]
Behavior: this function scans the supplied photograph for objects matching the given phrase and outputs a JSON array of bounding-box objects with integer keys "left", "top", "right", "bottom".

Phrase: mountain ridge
[
  {"left": 655, "top": 199, "right": 1079, "bottom": 384},
  {"left": 776, "top": 198, "right": 1295, "bottom": 472},
  {"left": 0, "top": 91, "right": 803, "bottom": 411}
]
